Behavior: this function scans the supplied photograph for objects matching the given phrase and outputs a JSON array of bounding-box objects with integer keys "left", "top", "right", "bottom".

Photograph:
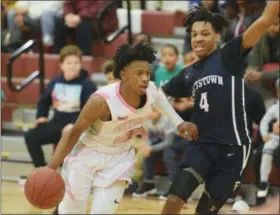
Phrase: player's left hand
[{"left": 177, "top": 122, "right": 198, "bottom": 141}]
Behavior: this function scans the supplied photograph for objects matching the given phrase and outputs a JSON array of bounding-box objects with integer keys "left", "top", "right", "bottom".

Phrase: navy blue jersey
[{"left": 162, "top": 36, "right": 252, "bottom": 146}]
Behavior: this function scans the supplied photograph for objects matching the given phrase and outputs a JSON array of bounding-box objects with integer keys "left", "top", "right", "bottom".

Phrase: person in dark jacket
[
  {"left": 53, "top": 0, "right": 118, "bottom": 56},
  {"left": 24, "top": 45, "right": 97, "bottom": 168}
]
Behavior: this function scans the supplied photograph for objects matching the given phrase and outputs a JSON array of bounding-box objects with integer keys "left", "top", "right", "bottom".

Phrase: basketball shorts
[
  {"left": 61, "top": 142, "right": 136, "bottom": 201},
  {"left": 179, "top": 142, "right": 251, "bottom": 200}
]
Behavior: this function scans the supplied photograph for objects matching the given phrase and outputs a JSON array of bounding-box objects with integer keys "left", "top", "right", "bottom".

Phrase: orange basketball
[{"left": 24, "top": 167, "right": 65, "bottom": 209}]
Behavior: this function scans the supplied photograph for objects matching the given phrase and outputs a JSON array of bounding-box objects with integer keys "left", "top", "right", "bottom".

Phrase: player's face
[
  {"left": 191, "top": 21, "right": 220, "bottom": 59},
  {"left": 267, "top": 18, "right": 280, "bottom": 38},
  {"left": 60, "top": 55, "right": 81, "bottom": 81},
  {"left": 122, "top": 60, "right": 150, "bottom": 96},
  {"left": 161, "top": 47, "right": 178, "bottom": 71}
]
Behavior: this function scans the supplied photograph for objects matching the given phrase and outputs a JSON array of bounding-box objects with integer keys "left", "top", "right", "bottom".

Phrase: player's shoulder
[{"left": 94, "top": 82, "right": 119, "bottom": 100}]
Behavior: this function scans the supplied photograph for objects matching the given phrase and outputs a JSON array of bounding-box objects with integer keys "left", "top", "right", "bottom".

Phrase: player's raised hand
[{"left": 177, "top": 122, "right": 198, "bottom": 141}]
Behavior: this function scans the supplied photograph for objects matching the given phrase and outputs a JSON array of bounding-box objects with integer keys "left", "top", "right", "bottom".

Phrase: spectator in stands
[
  {"left": 6, "top": 1, "right": 63, "bottom": 46},
  {"left": 103, "top": 58, "right": 119, "bottom": 84},
  {"left": 53, "top": 0, "right": 118, "bottom": 56},
  {"left": 154, "top": 44, "right": 183, "bottom": 88},
  {"left": 24, "top": 45, "right": 96, "bottom": 168},
  {"left": 245, "top": 17, "right": 280, "bottom": 89},
  {"left": 257, "top": 79, "right": 279, "bottom": 199},
  {"left": 132, "top": 32, "right": 160, "bottom": 80},
  {"left": 133, "top": 110, "right": 188, "bottom": 200},
  {"left": 222, "top": 0, "right": 262, "bottom": 42}
]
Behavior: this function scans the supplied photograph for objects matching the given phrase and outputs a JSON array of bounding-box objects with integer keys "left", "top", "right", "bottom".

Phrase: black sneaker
[
  {"left": 257, "top": 182, "right": 269, "bottom": 198},
  {"left": 132, "top": 182, "right": 157, "bottom": 197},
  {"left": 124, "top": 180, "right": 138, "bottom": 194}
]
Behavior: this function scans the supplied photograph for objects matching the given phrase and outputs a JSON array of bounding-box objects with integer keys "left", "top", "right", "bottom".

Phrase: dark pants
[
  {"left": 53, "top": 17, "right": 93, "bottom": 56},
  {"left": 180, "top": 142, "right": 251, "bottom": 201},
  {"left": 143, "top": 136, "right": 189, "bottom": 182},
  {"left": 24, "top": 121, "right": 65, "bottom": 167}
]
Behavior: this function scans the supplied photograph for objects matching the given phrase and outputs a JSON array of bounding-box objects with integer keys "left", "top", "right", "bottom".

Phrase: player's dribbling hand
[{"left": 177, "top": 122, "right": 198, "bottom": 141}]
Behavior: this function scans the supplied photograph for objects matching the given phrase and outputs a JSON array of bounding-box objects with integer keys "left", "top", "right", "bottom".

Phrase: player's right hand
[{"left": 177, "top": 122, "right": 198, "bottom": 141}]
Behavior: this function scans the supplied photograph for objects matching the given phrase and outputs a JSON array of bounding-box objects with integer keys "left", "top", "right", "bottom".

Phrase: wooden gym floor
[{"left": 1, "top": 181, "right": 271, "bottom": 214}]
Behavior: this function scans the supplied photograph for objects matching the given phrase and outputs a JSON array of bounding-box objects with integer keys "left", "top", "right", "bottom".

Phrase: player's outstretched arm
[
  {"left": 153, "top": 89, "right": 198, "bottom": 140},
  {"left": 243, "top": 1, "right": 279, "bottom": 49},
  {"left": 47, "top": 94, "right": 109, "bottom": 170}
]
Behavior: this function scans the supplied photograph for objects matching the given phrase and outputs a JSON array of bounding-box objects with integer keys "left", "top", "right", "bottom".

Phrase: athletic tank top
[{"left": 78, "top": 81, "right": 159, "bottom": 153}]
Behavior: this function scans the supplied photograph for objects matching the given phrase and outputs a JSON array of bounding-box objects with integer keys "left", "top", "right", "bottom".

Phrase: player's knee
[{"left": 169, "top": 168, "right": 203, "bottom": 201}]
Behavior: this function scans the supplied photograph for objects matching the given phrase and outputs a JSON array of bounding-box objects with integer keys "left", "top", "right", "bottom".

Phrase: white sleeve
[
  {"left": 153, "top": 89, "right": 184, "bottom": 128},
  {"left": 260, "top": 103, "right": 278, "bottom": 137}
]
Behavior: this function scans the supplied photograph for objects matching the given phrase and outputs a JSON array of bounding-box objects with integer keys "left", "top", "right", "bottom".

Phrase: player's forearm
[
  {"left": 47, "top": 125, "right": 81, "bottom": 169},
  {"left": 261, "top": 1, "right": 279, "bottom": 25},
  {"left": 154, "top": 89, "right": 184, "bottom": 128}
]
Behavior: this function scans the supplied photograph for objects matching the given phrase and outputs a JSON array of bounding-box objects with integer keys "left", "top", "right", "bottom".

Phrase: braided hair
[
  {"left": 184, "top": 6, "right": 230, "bottom": 33},
  {"left": 113, "top": 43, "right": 156, "bottom": 79}
]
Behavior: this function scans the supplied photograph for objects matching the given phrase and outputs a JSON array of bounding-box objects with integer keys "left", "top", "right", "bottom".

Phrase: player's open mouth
[
  {"left": 140, "top": 85, "right": 148, "bottom": 90},
  {"left": 195, "top": 45, "right": 204, "bottom": 51}
]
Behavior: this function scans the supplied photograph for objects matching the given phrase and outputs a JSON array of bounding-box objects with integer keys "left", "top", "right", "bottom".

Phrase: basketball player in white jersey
[{"left": 47, "top": 43, "right": 198, "bottom": 214}]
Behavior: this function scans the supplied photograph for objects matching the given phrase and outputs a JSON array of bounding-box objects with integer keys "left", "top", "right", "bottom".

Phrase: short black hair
[
  {"left": 184, "top": 6, "right": 230, "bottom": 33},
  {"left": 113, "top": 43, "right": 156, "bottom": 79},
  {"left": 162, "top": 44, "right": 179, "bottom": 56}
]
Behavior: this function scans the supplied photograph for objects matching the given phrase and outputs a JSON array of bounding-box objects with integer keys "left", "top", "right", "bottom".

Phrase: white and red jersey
[{"left": 78, "top": 81, "right": 159, "bottom": 153}]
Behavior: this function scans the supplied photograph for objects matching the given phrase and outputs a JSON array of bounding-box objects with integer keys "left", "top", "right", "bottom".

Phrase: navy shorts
[{"left": 179, "top": 142, "right": 251, "bottom": 200}]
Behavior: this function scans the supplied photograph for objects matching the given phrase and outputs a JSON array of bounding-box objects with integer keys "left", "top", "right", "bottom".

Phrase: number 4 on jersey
[{"left": 200, "top": 92, "right": 209, "bottom": 112}]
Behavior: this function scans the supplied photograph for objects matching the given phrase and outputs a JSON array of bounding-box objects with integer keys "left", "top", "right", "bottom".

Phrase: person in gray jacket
[{"left": 258, "top": 78, "right": 280, "bottom": 198}]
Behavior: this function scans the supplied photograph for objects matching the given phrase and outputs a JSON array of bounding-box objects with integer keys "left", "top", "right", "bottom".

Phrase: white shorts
[{"left": 61, "top": 142, "right": 136, "bottom": 201}]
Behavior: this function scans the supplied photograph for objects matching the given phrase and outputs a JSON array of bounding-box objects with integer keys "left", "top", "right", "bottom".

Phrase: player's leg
[
  {"left": 58, "top": 143, "right": 95, "bottom": 214},
  {"left": 161, "top": 143, "right": 210, "bottom": 214},
  {"left": 90, "top": 180, "right": 128, "bottom": 214},
  {"left": 195, "top": 171, "right": 241, "bottom": 215},
  {"left": 258, "top": 139, "right": 279, "bottom": 198},
  {"left": 195, "top": 145, "right": 249, "bottom": 215}
]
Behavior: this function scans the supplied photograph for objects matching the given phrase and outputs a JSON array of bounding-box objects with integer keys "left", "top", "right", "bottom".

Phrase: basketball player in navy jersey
[{"left": 160, "top": 2, "right": 280, "bottom": 215}]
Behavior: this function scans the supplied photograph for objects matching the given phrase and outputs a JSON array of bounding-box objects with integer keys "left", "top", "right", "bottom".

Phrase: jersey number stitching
[{"left": 199, "top": 92, "right": 209, "bottom": 112}]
